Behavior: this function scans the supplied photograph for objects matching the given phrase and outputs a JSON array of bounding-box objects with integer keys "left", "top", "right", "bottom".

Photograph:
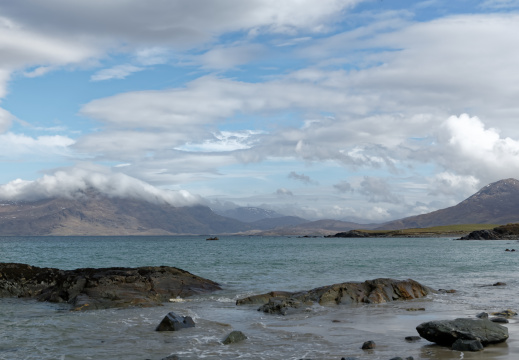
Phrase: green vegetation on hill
[{"left": 351, "top": 224, "right": 499, "bottom": 237}]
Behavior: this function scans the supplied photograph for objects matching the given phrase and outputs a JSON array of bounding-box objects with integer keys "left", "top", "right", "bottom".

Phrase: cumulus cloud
[
  {"left": 428, "top": 172, "right": 480, "bottom": 197},
  {"left": 436, "top": 114, "right": 519, "bottom": 184},
  {"left": 288, "top": 171, "right": 318, "bottom": 185},
  {"left": 0, "top": 164, "right": 202, "bottom": 205},
  {"left": 0, "top": 132, "right": 75, "bottom": 158},
  {"left": 0, "top": 107, "right": 14, "bottom": 133}
]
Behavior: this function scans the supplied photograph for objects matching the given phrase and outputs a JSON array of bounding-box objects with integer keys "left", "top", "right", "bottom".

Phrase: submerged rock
[
  {"left": 451, "top": 339, "right": 484, "bottom": 352},
  {"left": 0, "top": 262, "right": 221, "bottom": 310},
  {"left": 416, "top": 318, "right": 508, "bottom": 347},
  {"left": 222, "top": 330, "right": 247, "bottom": 344},
  {"left": 237, "top": 278, "right": 434, "bottom": 314}
]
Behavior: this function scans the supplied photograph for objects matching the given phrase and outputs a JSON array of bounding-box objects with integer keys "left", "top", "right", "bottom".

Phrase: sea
[{"left": 1, "top": 235, "right": 519, "bottom": 360}]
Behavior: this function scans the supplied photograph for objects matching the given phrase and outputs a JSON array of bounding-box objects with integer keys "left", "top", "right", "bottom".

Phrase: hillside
[
  {"left": 0, "top": 194, "right": 252, "bottom": 235},
  {"left": 377, "top": 178, "right": 519, "bottom": 230}
]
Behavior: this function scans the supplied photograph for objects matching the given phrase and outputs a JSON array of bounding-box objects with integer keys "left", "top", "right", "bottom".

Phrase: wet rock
[
  {"left": 340, "top": 357, "right": 359, "bottom": 360},
  {"left": 476, "top": 312, "right": 489, "bottom": 319},
  {"left": 490, "top": 317, "right": 509, "bottom": 323},
  {"left": 491, "top": 309, "right": 517, "bottom": 318},
  {"left": 451, "top": 339, "right": 484, "bottom": 352},
  {"left": 405, "top": 307, "right": 425, "bottom": 311},
  {"left": 493, "top": 282, "right": 506, "bottom": 286},
  {"left": 0, "top": 263, "right": 221, "bottom": 310},
  {"left": 438, "top": 289, "right": 456, "bottom": 293},
  {"left": 237, "top": 278, "right": 434, "bottom": 312},
  {"left": 258, "top": 297, "right": 303, "bottom": 315},
  {"left": 361, "top": 340, "right": 376, "bottom": 349},
  {"left": 405, "top": 336, "right": 421, "bottom": 342},
  {"left": 416, "top": 318, "right": 508, "bottom": 347},
  {"left": 155, "top": 312, "right": 195, "bottom": 331},
  {"left": 222, "top": 330, "right": 247, "bottom": 345},
  {"left": 389, "top": 357, "right": 404, "bottom": 360}
]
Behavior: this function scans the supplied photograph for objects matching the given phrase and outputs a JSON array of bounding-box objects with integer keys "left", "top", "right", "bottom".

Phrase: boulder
[
  {"left": 361, "top": 340, "right": 376, "bottom": 349},
  {"left": 222, "top": 330, "right": 247, "bottom": 345},
  {"left": 416, "top": 318, "right": 508, "bottom": 347},
  {"left": 0, "top": 263, "right": 221, "bottom": 310},
  {"left": 156, "top": 312, "right": 195, "bottom": 331},
  {"left": 451, "top": 339, "right": 483, "bottom": 352},
  {"left": 258, "top": 297, "right": 303, "bottom": 315}
]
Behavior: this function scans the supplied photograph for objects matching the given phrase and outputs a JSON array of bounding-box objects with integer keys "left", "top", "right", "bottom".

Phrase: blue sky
[{"left": 1, "top": 0, "right": 519, "bottom": 222}]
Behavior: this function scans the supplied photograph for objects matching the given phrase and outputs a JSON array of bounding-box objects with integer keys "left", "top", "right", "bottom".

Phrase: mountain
[
  {"left": 215, "top": 207, "right": 285, "bottom": 222},
  {"left": 377, "top": 178, "right": 519, "bottom": 230},
  {"left": 0, "top": 194, "right": 252, "bottom": 236}
]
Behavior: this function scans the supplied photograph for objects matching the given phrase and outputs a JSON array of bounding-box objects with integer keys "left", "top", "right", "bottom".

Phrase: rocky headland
[
  {"left": 236, "top": 278, "right": 433, "bottom": 315},
  {"left": 458, "top": 223, "right": 519, "bottom": 240},
  {"left": 0, "top": 262, "right": 221, "bottom": 310}
]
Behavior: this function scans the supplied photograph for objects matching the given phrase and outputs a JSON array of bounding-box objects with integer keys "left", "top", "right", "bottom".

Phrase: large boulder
[
  {"left": 0, "top": 263, "right": 221, "bottom": 310},
  {"left": 416, "top": 318, "right": 509, "bottom": 347},
  {"left": 237, "top": 278, "right": 433, "bottom": 314}
]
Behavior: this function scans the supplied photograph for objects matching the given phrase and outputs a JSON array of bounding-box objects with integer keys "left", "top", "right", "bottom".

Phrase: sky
[{"left": 1, "top": 0, "right": 519, "bottom": 223}]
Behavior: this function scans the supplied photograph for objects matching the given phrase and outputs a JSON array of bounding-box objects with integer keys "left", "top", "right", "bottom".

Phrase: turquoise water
[{"left": 1, "top": 236, "right": 519, "bottom": 359}]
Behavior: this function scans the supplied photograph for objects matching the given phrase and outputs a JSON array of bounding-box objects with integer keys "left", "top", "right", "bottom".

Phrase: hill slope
[
  {"left": 0, "top": 194, "right": 252, "bottom": 235},
  {"left": 378, "top": 178, "right": 519, "bottom": 230}
]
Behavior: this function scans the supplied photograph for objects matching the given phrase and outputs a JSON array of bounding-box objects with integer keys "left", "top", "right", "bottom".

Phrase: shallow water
[{"left": 1, "top": 236, "right": 519, "bottom": 359}]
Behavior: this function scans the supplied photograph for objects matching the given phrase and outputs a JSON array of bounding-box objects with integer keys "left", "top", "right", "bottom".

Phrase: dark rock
[
  {"left": 361, "top": 340, "right": 376, "bottom": 349},
  {"left": 161, "top": 355, "right": 180, "bottom": 360},
  {"left": 476, "top": 312, "right": 489, "bottom": 319},
  {"left": 389, "top": 358, "right": 403, "bottom": 360},
  {"left": 341, "top": 357, "right": 359, "bottom": 360},
  {"left": 405, "top": 357, "right": 414, "bottom": 360},
  {"left": 490, "top": 317, "right": 509, "bottom": 323},
  {"left": 332, "top": 230, "right": 371, "bottom": 238},
  {"left": 258, "top": 297, "right": 303, "bottom": 315},
  {"left": 156, "top": 312, "right": 195, "bottom": 331},
  {"left": 405, "top": 307, "right": 425, "bottom": 311},
  {"left": 416, "top": 318, "right": 508, "bottom": 346},
  {"left": 237, "top": 278, "right": 433, "bottom": 312},
  {"left": 405, "top": 336, "right": 421, "bottom": 341},
  {"left": 451, "top": 339, "right": 484, "bottom": 352},
  {"left": 459, "top": 229, "right": 500, "bottom": 240},
  {"left": 438, "top": 289, "right": 456, "bottom": 293},
  {"left": 0, "top": 263, "right": 221, "bottom": 310},
  {"left": 222, "top": 330, "right": 247, "bottom": 345},
  {"left": 494, "top": 282, "right": 507, "bottom": 286}
]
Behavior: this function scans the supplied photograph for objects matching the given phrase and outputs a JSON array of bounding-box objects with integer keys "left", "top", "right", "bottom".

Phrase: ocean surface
[{"left": 1, "top": 235, "right": 519, "bottom": 360}]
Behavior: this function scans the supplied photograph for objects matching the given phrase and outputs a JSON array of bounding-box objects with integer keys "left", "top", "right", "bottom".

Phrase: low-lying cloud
[{"left": 0, "top": 164, "right": 202, "bottom": 206}]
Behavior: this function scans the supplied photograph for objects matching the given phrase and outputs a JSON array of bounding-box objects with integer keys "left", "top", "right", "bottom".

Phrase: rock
[
  {"left": 0, "top": 263, "right": 221, "bottom": 310},
  {"left": 361, "top": 340, "right": 376, "bottom": 349},
  {"left": 476, "top": 312, "right": 489, "bottom": 319},
  {"left": 156, "top": 312, "right": 195, "bottom": 331},
  {"left": 490, "top": 317, "right": 509, "bottom": 323},
  {"left": 237, "top": 278, "right": 434, "bottom": 313},
  {"left": 416, "top": 318, "right": 508, "bottom": 346},
  {"left": 161, "top": 355, "right": 180, "bottom": 360},
  {"left": 406, "top": 307, "right": 425, "bottom": 311},
  {"left": 493, "top": 282, "right": 507, "bottom": 286},
  {"left": 222, "top": 330, "right": 247, "bottom": 345},
  {"left": 331, "top": 230, "right": 371, "bottom": 238},
  {"left": 438, "top": 289, "right": 456, "bottom": 293},
  {"left": 459, "top": 229, "right": 500, "bottom": 240},
  {"left": 340, "top": 357, "right": 359, "bottom": 360},
  {"left": 491, "top": 309, "right": 517, "bottom": 318},
  {"left": 389, "top": 357, "right": 403, "bottom": 360},
  {"left": 405, "top": 336, "right": 421, "bottom": 342},
  {"left": 258, "top": 297, "right": 303, "bottom": 315},
  {"left": 451, "top": 339, "right": 484, "bottom": 352}
]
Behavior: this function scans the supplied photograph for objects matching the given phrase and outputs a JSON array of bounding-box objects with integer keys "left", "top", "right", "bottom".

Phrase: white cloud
[
  {"left": 428, "top": 172, "right": 480, "bottom": 197},
  {"left": 198, "top": 43, "right": 266, "bottom": 69},
  {"left": 0, "top": 164, "right": 202, "bottom": 205},
  {"left": 288, "top": 171, "right": 318, "bottom": 185},
  {"left": 91, "top": 64, "right": 144, "bottom": 81},
  {"left": 0, "top": 132, "right": 75, "bottom": 158},
  {"left": 276, "top": 188, "right": 294, "bottom": 196},
  {"left": 0, "top": 108, "right": 14, "bottom": 133},
  {"left": 359, "top": 176, "right": 402, "bottom": 204}
]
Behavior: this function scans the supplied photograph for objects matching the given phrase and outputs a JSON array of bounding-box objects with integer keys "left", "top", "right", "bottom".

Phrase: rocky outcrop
[
  {"left": 416, "top": 318, "right": 509, "bottom": 347},
  {"left": 0, "top": 262, "right": 221, "bottom": 310},
  {"left": 459, "top": 223, "right": 519, "bottom": 240},
  {"left": 237, "top": 278, "right": 433, "bottom": 314}
]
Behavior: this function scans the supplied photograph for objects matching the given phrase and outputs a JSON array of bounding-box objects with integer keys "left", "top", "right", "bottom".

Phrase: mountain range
[{"left": 0, "top": 178, "right": 518, "bottom": 236}]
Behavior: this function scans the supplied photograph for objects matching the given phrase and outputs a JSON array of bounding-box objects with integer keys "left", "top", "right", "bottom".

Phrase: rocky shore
[
  {"left": 0, "top": 262, "right": 221, "bottom": 310},
  {"left": 459, "top": 223, "right": 519, "bottom": 240}
]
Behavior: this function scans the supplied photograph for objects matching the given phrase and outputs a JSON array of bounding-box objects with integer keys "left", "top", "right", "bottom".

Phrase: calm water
[{"left": 1, "top": 236, "right": 519, "bottom": 360}]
